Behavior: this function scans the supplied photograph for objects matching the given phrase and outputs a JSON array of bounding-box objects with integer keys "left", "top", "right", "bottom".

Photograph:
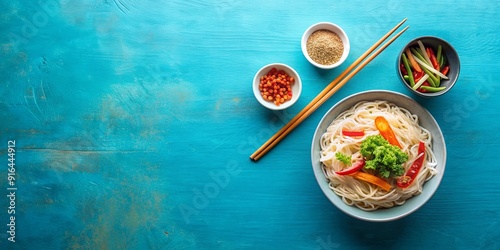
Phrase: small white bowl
[
  {"left": 253, "top": 63, "right": 302, "bottom": 110},
  {"left": 301, "top": 22, "right": 350, "bottom": 69}
]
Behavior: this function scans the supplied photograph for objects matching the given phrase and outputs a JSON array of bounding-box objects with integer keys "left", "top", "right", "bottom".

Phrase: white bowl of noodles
[{"left": 311, "top": 90, "right": 446, "bottom": 222}]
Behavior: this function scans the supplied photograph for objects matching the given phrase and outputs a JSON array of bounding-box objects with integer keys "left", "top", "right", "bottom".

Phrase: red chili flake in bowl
[{"left": 258, "top": 67, "right": 295, "bottom": 106}]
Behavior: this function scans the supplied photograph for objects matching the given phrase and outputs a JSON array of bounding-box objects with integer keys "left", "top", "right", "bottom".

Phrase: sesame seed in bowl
[
  {"left": 301, "top": 22, "right": 350, "bottom": 69},
  {"left": 306, "top": 30, "right": 344, "bottom": 65}
]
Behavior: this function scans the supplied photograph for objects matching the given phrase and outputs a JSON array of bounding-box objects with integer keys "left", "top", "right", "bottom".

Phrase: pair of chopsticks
[{"left": 250, "top": 18, "right": 409, "bottom": 162}]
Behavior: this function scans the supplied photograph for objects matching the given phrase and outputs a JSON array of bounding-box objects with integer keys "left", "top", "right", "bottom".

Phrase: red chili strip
[
  {"left": 342, "top": 130, "right": 365, "bottom": 137},
  {"left": 335, "top": 160, "right": 366, "bottom": 175},
  {"left": 396, "top": 141, "right": 426, "bottom": 188}
]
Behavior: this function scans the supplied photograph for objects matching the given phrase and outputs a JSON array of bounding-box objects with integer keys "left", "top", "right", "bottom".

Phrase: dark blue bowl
[{"left": 396, "top": 36, "right": 460, "bottom": 97}]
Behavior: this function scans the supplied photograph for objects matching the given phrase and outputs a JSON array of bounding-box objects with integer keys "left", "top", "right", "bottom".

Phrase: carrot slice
[
  {"left": 375, "top": 116, "right": 402, "bottom": 149},
  {"left": 405, "top": 48, "right": 422, "bottom": 72},
  {"left": 352, "top": 172, "right": 392, "bottom": 191}
]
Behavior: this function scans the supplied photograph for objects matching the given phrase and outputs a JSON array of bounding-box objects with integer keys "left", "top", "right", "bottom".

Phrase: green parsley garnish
[
  {"left": 335, "top": 152, "right": 352, "bottom": 166},
  {"left": 360, "top": 135, "right": 408, "bottom": 178}
]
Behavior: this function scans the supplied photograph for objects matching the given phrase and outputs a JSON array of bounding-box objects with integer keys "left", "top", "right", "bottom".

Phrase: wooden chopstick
[
  {"left": 250, "top": 19, "right": 409, "bottom": 162},
  {"left": 252, "top": 26, "right": 409, "bottom": 161},
  {"left": 250, "top": 18, "right": 407, "bottom": 161}
]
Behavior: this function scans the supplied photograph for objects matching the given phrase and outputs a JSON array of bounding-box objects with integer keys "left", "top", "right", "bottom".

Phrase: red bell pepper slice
[
  {"left": 342, "top": 130, "right": 365, "bottom": 137},
  {"left": 413, "top": 70, "right": 424, "bottom": 83},
  {"left": 400, "top": 63, "right": 407, "bottom": 75},
  {"left": 396, "top": 141, "right": 426, "bottom": 188},
  {"left": 441, "top": 65, "right": 449, "bottom": 76},
  {"left": 427, "top": 47, "right": 440, "bottom": 70},
  {"left": 335, "top": 159, "right": 365, "bottom": 175},
  {"left": 417, "top": 81, "right": 431, "bottom": 93}
]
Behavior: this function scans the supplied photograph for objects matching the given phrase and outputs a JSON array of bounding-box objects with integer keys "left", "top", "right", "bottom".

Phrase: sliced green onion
[
  {"left": 420, "top": 86, "right": 446, "bottom": 92},
  {"left": 413, "top": 56, "right": 449, "bottom": 79},
  {"left": 436, "top": 45, "right": 443, "bottom": 65},
  {"left": 439, "top": 53, "right": 447, "bottom": 68},
  {"left": 417, "top": 40, "right": 433, "bottom": 66},
  {"left": 401, "top": 53, "right": 415, "bottom": 87},
  {"left": 412, "top": 74, "right": 430, "bottom": 90}
]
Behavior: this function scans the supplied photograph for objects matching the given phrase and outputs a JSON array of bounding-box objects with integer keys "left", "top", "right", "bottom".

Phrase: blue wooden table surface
[{"left": 1, "top": 1, "right": 499, "bottom": 249}]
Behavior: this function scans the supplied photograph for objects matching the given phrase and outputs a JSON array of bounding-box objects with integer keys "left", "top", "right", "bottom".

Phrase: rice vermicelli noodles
[{"left": 320, "top": 100, "right": 438, "bottom": 211}]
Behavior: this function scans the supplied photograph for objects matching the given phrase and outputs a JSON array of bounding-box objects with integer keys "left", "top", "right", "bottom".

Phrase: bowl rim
[
  {"left": 310, "top": 90, "right": 447, "bottom": 222},
  {"left": 301, "top": 22, "right": 350, "bottom": 69},
  {"left": 253, "top": 63, "right": 302, "bottom": 110},
  {"left": 397, "top": 35, "right": 460, "bottom": 97}
]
